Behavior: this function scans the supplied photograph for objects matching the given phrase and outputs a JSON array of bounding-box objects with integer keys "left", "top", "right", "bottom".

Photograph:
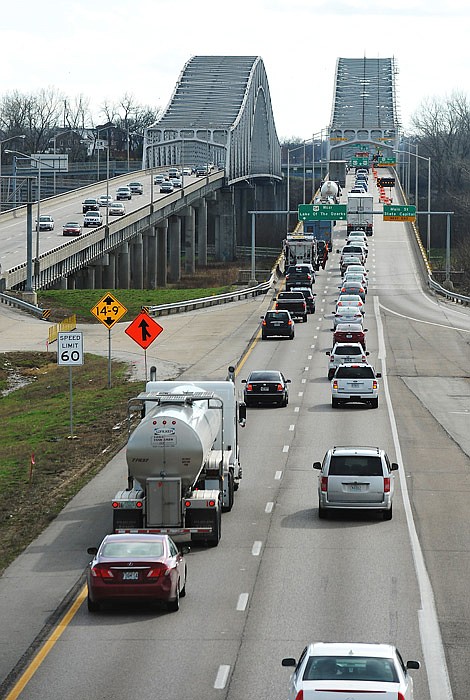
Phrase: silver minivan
[{"left": 313, "top": 446, "right": 398, "bottom": 520}]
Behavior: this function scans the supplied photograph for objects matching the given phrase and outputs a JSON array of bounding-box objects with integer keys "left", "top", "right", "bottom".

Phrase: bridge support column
[
  {"left": 156, "top": 221, "right": 168, "bottom": 287},
  {"left": 184, "top": 207, "right": 195, "bottom": 274},
  {"left": 197, "top": 200, "right": 208, "bottom": 266},
  {"left": 117, "top": 243, "right": 130, "bottom": 289},
  {"left": 213, "top": 190, "right": 235, "bottom": 261},
  {"left": 168, "top": 216, "right": 181, "bottom": 283},
  {"left": 102, "top": 252, "right": 116, "bottom": 288},
  {"left": 93, "top": 264, "right": 103, "bottom": 289},
  {"left": 86, "top": 266, "right": 96, "bottom": 289},
  {"left": 145, "top": 226, "right": 157, "bottom": 289},
  {"left": 132, "top": 234, "right": 144, "bottom": 289}
]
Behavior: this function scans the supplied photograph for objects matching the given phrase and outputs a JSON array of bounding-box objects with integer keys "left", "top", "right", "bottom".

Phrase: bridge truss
[{"left": 143, "top": 56, "right": 282, "bottom": 185}]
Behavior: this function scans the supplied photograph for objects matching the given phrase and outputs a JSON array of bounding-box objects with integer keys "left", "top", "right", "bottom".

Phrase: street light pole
[
  {"left": 106, "top": 146, "right": 110, "bottom": 230},
  {"left": 394, "top": 148, "right": 432, "bottom": 258},
  {"left": 0, "top": 134, "right": 26, "bottom": 210}
]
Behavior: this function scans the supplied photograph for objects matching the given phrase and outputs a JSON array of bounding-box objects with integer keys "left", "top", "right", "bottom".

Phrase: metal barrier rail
[
  {"left": 0, "top": 292, "right": 45, "bottom": 318},
  {"left": 427, "top": 276, "right": 470, "bottom": 305},
  {"left": 145, "top": 279, "right": 274, "bottom": 317}
]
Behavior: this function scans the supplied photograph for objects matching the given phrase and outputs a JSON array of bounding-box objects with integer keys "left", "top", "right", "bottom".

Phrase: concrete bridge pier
[
  {"left": 214, "top": 189, "right": 236, "bottom": 261},
  {"left": 144, "top": 226, "right": 157, "bottom": 289},
  {"left": 156, "top": 221, "right": 168, "bottom": 287},
  {"left": 117, "top": 243, "right": 130, "bottom": 289},
  {"left": 184, "top": 206, "right": 195, "bottom": 274},
  {"left": 168, "top": 216, "right": 181, "bottom": 283},
  {"left": 131, "top": 234, "right": 144, "bottom": 289},
  {"left": 197, "top": 200, "right": 208, "bottom": 266},
  {"left": 102, "top": 251, "right": 116, "bottom": 289}
]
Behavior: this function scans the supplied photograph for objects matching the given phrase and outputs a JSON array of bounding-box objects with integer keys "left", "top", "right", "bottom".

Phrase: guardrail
[
  {"left": 427, "top": 276, "right": 470, "bottom": 305},
  {"left": 0, "top": 291, "right": 46, "bottom": 318},
  {"left": 144, "top": 279, "right": 274, "bottom": 317}
]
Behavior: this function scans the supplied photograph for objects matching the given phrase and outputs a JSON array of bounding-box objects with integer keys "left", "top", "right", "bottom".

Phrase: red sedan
[
  {"left": 86, "top": 533, "right": 187, "bottom": 612},
  {"left": 62, "top": 221, "right": 82, "bottom": 236}
]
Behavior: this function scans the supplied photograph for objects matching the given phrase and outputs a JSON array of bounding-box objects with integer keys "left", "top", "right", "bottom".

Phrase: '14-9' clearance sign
[{"left": 90, "top": 293, "right": 127, "bottom": 328}]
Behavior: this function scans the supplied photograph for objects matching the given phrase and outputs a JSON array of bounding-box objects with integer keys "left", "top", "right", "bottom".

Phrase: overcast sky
[{"left": 2, "top": 0, "right": 469, "bottom": 141}]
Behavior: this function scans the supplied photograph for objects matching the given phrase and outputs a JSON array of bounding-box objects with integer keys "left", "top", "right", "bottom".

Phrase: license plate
[
  {"left": 349, "top": 484, "right": 364, "bottom": 492},
  {"left": 271, "top": 322, "right": 281, "bottom": 326},
  {"left": 122, "top": 571, "right": 139, "bottom": 581},
  {"left": 260, "top": 386, "right": 269, "bottom": 391}
]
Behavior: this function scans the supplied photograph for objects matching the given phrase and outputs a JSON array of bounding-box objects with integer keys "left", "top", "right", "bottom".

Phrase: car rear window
[
  {"left": 335, "top": 366, "right": 374, "bottom": 379},
  {"left": 303, "top": 656, "right": 398, "bottom": 682},
  {"left": 266, "top": 312, "right": 289, "bottom": 320},
  {"left": 102, "top": 541, "right": 164, "bottom": 557},
  {"left": 249, "top": 371, "right": 281, "bottom": 381},
  {"left": 329, "top": 455, "right": 383, "bottom": 476},
  {"left": 334, "top": 346, "right": 362, "bottom": 355}
]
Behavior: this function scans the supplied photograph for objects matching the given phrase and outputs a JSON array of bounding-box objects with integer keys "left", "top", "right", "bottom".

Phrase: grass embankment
[{"left": 0, "top": 352, "right": 142, "bottom": 573}]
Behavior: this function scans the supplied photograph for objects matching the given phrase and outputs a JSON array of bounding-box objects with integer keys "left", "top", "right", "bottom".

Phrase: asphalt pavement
[{"left": 0, "top": 290, "right": 276, "bottom": 690}]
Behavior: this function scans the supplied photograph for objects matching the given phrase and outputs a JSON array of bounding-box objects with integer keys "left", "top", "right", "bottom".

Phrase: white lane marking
[
  {"left": 310, "top": 344, "right": 315, "bottom": 348},
  {"left": 265, "top": 502, "right": 274, "bottom": 513},
  {"left": 374, "top": 295, "right": 453, "bottom": 700},
  {"left": 252, "top": 541, "right": 262, "bottom": 556},
  {"left": 236, "top": 593, "right": 249, "bottom": 611},
  {"left": 298, "top": 391, "right": 303, "bottom": 397},
  {"left": 308, "top": 355, "right": 312, "bottom": 360},
  {"left": 294, "top": 407, "right": 300, "bottom": 412},
  {"left": 282, "top": 445, "right": 289, "bottom": 453},
  {"left": 301, "top": 378, "right": 306, "bottom": 384},
  {"left": 214, "top": 665, "right": 231, "bottom": 689},
  {"left": 275, "top": 470, "right": 283, "bottom": 480},
  {"left": 289, "top": 424, "right": 295, "bottom": 431},
  {"left": 379, "top": 301, "right": 470, "bottom": 334},
  {"left": 304, "top": 366, "right": 309, "bottom": 371}
]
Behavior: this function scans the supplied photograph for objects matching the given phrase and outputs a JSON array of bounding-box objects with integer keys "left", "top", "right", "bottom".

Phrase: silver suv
[
  {"left": 326, "top": 343, "right": 369, "bottom": 379},
  {"left": 313, "top": 446, "right": 399, "bottom": 520}
]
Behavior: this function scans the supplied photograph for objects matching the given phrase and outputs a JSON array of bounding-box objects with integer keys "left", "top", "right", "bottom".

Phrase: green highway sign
[
  {"left": 377, "top": 157, "right": 396, "bottom": 166},
  {"left": 383, "top": 204, "right": 416, "bottom": 221},
  {"left": 350, "top": 157, "right": 369, "bottom": 167},
  {"left": 298, "top": 204, "right": 347, "bottom": 221}
]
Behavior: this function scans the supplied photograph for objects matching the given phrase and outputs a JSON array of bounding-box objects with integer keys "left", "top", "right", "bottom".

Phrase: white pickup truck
[{"left": 331, "top": 362, "right": 381, "bottom": 408}]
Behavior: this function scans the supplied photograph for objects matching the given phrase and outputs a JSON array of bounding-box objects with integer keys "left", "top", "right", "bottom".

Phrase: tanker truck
[
  {"left": 112, "top": 368, "right": 247, "bottom": 546},
  {"left": 319, "top": 180, "right": 340, "bottom": 203}
]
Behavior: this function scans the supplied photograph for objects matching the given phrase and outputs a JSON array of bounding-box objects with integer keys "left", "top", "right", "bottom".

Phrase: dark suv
[
  {"left": 285, "top": 264, "right": 315, "bottom": 290},
  {"left": 260, "top": 310, "right": 294, "bottom": 339},
  {"left": 296, "top": 287, "right": 316, "bottom": 314}
]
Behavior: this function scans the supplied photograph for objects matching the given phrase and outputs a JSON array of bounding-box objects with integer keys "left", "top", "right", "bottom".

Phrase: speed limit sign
[{"left": 57, "top": 332, "right": 84, "bottom": 366}]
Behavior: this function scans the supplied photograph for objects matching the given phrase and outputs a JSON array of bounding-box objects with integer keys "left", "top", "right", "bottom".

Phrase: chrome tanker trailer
[{"left": 112, "top": 369, "right": 246, "bottom": 546}]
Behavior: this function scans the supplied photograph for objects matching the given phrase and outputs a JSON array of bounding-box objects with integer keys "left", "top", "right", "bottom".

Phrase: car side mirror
[
  {"left": 391, "top": 462, "right": 399, "bottom": 471},
  {"left": 286, "top": 379, "right": 291, "bottom": 383},
  {"left": 376, "top": 372, "right": 382, "bottom": 378},
  {"left": 241, "top": 379, "right": 247, "bottom": 384},
  {"left": 364, "top": 329, "right": 368, "bottom": 332},
  {"left": 312, "top": 462, "right": 322, "bottom": 470},
  {"left": 260, "top": 316, "right": 265, "bottom": 320},
  {"left": 282, "top": 658, "right": 296, "bottom": 668},
  {"left": 406, "top": 660, "right": 420, "bottom": 670},
  {"left": 178, "top": 544, "right": 191, "bottom": 554},
  {"left": 365, "top": 351, "right": 370, "bottom": 355},
  {"left": 326, "top": 351, "right": 330, "bottom": 356},
  {"left": 87, "top": 547, "right": 98, "bottom": 555}
]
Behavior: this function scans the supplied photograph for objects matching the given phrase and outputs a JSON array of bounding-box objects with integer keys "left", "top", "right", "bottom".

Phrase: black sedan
[{"left": 241, "top": 370, "right": 291, "bottom": 407}]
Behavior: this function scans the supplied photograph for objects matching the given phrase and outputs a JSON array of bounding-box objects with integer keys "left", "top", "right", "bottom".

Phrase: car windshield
[
  {"left": 101, "top": 541, "right": 164, "bottom": 558},
  {"left": 335, "top": 366, "right": 374, "bottom": 379},
  {"left": 303, "top": 656, "right": 398, "bottom": 682},
  {"left": 249, "top": 371, "right": 281, "bottom": 382}
]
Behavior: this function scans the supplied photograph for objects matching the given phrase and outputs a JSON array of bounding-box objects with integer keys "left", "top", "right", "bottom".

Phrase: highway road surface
[{"left": 0, "top": 171, "right": 469, "bottom": 700}]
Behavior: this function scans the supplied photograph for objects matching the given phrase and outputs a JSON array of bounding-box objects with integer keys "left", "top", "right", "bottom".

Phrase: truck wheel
[
  {"left": 87, "top": 595, "right": 100, "bottom": 613},
  {"left": 371, "top": 398, "right": 379, "bottom": 409},
  {"left": 318, "top": 503, "right": 327, "bottom": 519},
  {"left": 303, "top": 314, "right": 308, "bottom": 323},
  {"left": 206, "top": 510, "right": 221, "bottom": 547},
  {"left": 222, "top": 471, "right": 235, "bottom": 512},
  {"left": 383, "top": 505, "right": 393, "bottom": 521},
  {"left": 328, "top": 370, "right": 335, "bottom": 380},
  {"left": 332, "top": 398, "right": 340, "bottom": 408}
]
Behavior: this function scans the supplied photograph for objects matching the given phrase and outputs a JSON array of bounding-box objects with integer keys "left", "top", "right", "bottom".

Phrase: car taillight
[
  {"left": 307, "top": 275, "right": 311, "bottom": 280},
  {"left": 91, "top": 564, "right": 114, "bottom": 579},
  {"left": 361, "top": 355, "right": 366, "bottom": 361},
  {"left": 373, "top": 380, "right": 378, "bottom": 389},
  {"left": 294, "top": 692, "right": 304, "bottom": 700},
  {"left": 148, "top": 564, "right": 170, "bottom": 578},
  {"left": 276, "top": 384, "right": 284, "bottom": 392},
  {"left": 398, "top": 694, "right": 405, "bottom": 700},
  {"left": 262, "top": 320, "right": 266, "bottom": 326},
  {"left": 246, "top": 383, "right": 253, "bottom": 391},
  {"left": 332, "top": 380, "right": 338, "bottom": 389},
  {"left": 320, "top": 476, "right": 328, "bottom": 492},
  {"left": 275, "top": 302, "right": 279, "bottom": 309},
  {"left": 287, "top": 319, "right": 293, "bottom": 326},
  {"left": 384, "top": 477, "right": 391, "bottom": 492},
  {"left": 330, "top": 356, "right": 334, "bottom": 363}
]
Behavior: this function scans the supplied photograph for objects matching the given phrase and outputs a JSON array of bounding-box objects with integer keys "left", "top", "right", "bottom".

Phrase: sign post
[
  {"left": 125, "top": 312, "right": 164, "bottom": 379},
  {"left": 57, "top": 331, "right": 84, "bottom": 439},
  {"left": 90, "top": 293, "right": 127, "bottom": 388}
]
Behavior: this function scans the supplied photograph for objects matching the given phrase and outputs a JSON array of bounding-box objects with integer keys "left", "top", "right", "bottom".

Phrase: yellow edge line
[{"left": 5, "top": 584, "right": 87, "bottom": 699}]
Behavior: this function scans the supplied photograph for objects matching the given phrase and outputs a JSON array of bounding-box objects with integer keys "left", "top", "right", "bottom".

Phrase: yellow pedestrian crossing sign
[{"left": 91, "top": 293, "right": 127, "bottom": 328}]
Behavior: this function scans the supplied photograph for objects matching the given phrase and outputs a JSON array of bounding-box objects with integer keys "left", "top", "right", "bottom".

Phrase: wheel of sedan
[
  {"left": 289, "top": 333, "right": 295, "bottom": 340},
  {"left": 180, "top": 568, "right": 187, "bottom": 597},
  {"left": 167, "top": 582, "right": 180, "bottom": 612},
  {"left": 87, "top": 595, "right": 100, "bottom": 613}
]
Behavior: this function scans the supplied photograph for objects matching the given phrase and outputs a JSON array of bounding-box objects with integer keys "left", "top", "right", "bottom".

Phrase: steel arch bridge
[
  {"left": 329, "top": 57, "right": 401, "bottom": 161},
  {"left": 142, "top": 56, "right": 282, "bottom": 185}
]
